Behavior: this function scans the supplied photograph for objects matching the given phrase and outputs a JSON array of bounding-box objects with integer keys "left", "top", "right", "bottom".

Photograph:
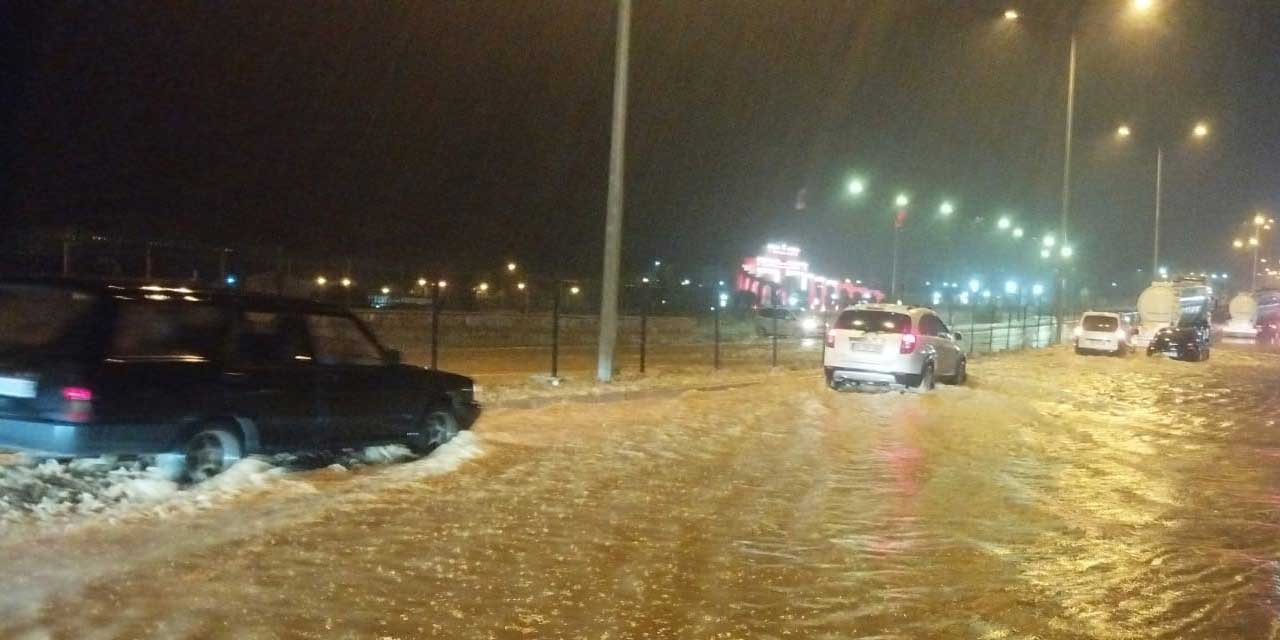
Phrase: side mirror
[
  {"left": 385, "top": 349, "right": 402, "bottom": 365},
  {"left": 952, "top": 331, "right": 963, "bottom": 342}
]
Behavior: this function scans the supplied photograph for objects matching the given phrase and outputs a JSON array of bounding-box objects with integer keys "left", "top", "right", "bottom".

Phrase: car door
[
  {"left": 921, "top": 315, "right": 957, "bottom": 375},
  {"left": 306, "top": 313, "right": 416, "bottom": 446},
  {"left": 226, "top": 310, "right": 328, "bottom": 452}
]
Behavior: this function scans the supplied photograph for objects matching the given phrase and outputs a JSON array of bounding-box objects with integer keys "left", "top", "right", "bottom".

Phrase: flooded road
[{"left": 3, "top": 345, "right": 1280, "bottom": 638}]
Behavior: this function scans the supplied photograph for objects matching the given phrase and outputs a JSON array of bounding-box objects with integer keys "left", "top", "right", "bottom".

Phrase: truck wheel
[{"left": 184, "top": 428, "right": 243, "bottom": 483}]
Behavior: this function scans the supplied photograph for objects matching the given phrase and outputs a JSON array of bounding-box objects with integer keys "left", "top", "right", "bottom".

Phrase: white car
[
  {"left": 823, "top": 304, "right": 966, "bottom": 392},
  {"left": 1072, "top": 311, "right": 1136, "bottom": 356}
]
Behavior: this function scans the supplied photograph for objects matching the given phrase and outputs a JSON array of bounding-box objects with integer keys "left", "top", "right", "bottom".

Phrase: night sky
[{"left": 5, "top": 1, "right": 1280, "bottom": 287}]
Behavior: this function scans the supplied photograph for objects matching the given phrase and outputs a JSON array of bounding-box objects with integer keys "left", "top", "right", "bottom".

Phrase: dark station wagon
[{"left": 0, "top": 279, "right": 479, "bottom": 481}]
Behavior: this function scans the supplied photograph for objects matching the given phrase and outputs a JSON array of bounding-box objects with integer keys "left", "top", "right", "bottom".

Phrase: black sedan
[
  {"left": 1146, "top": 323, "right": 1211, "bottom": 361},
  {"left": 0, "top": 279, "right": 480, "bottom": 481}
]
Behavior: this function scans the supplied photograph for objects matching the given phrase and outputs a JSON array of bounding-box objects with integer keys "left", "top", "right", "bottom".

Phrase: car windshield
[
  {"left": 1082, "top": 315, "right": 1118, "bottom": 331},
  {"left": 835, "top": 309, "right": 911, "bottom": 333},
  {"left": 0, "top": 284, "right": 99, "bottom": 357}
]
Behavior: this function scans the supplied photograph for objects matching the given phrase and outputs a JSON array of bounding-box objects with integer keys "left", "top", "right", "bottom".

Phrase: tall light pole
[
  {"left": 891, "top": 193, "right": 909, "bottom": 300},
  {"left": 596, "top": 0, "right": 631, "bottom": 383},
  {"left": 1153, "top": 145, "right": 1162, "bottom": 273},
  {"left": 1116, "top": 121, "right": 1209, "bottom": 275},
  {"left": 1061, "top": 33, "right": 1077, "bottom": 245}
]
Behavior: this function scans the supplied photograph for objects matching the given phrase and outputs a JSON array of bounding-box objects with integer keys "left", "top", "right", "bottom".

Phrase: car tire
[
  {"left": 946, "top": 358, "right": 967, "bottom": 385},
  {"left": 410, "top": 408, "right": 460, "bottom": 454},
  {"left": 911, "top": 362, "right": 935, "bottom": 393},
  {"left": 184, "top": 427, "right": 243, "bottom": 483}
]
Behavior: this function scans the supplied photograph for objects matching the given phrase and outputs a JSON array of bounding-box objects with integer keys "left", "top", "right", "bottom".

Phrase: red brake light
[
  {"left": 825, "top": 331, "right": 836, "bottom": 348},
  {"left": 60, "top": 386, "right": 94, "bottom": 423},
  {"left": 899, "top": 333, "right": 919, "bottom": 354},
  {"left": 61, "top": 387, "right": 93, "bottom": 402}
]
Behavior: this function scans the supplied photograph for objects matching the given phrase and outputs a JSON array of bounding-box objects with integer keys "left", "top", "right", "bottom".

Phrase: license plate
[
  {"left": 0, "top": 377, "right": 37, "bottom": 399},
  {"left": 850, "top": 340, "right": 881, "bottom": 353}
]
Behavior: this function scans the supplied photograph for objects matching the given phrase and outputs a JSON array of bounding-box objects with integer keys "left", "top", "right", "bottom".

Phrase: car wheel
[
  {"left": 411, "top": 408, "right": 460, "bottom": 454},
  {"left": 911, "top": 362, "right": 935, "bottom": 393},
  {"left": 949, "top": 358, "right": 967, "bottom": 385},
  {"left": 184, "top": 428, "right": 243, "bottom": 483}
]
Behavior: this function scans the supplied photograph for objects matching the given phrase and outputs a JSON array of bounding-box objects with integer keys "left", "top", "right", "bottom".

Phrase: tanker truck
[
  {"left": 1224, "top": 289, "right": 1280, "bottom": 340},
  {"left": 1132, "top": 279, "right": 1214, "bottom": 348}
]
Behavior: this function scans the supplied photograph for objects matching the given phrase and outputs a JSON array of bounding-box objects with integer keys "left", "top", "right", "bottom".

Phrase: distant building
[{"left": 735, "top": 242, "right": 881, "bottom": 309}]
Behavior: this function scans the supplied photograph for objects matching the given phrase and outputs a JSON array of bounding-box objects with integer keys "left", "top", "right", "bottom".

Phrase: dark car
[
  {"left": 1146, "top": 321, "right": 1211, "bottom": 361},
  {"left": 0, "top": 279, "right": 479, "bottom": 481}
]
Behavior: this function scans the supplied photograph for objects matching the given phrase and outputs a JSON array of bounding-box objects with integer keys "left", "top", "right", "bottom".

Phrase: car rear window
[
  {"left": 110, "top": 301, "right": 229, "bottom": 360},
  {"left": 0, "top": 284, "right": 98, "bottom": 356},
  {"left": 1082, "top": 315, "right": 1118, "bottom": 331},
  {"left": 834, "top": 309, "right": 911, "bottom": 333}
]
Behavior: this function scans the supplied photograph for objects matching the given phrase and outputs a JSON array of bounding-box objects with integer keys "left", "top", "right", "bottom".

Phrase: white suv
[
  {"left": 823, "top": 304, "right": 966, "bottom": 392},
  {"left": 1072, "top": 311, "right": 1135, "bottom": 356}
]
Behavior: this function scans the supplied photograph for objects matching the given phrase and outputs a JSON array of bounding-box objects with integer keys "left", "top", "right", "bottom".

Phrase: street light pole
[
  {"left": 1060, "top": 32, "right": 1076, "bottom": 244},
  {"left": 596, "top": 0, "right": 632, "bottom": 384},
  {"left": 891, "top": 226, "right": 901, "bottom": 300},
  {"left": 1152, "top": 146, "right": 1163, "bottom": 274}
]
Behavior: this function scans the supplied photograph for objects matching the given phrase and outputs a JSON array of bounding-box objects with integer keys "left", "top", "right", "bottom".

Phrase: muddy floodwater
[{"left": 3, "top": 345, "right": 1280, "bottom": 638}]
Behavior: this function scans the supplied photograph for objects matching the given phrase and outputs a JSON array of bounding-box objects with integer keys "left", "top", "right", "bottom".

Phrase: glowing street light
[
  {"left": 1012, "top": 227, "right": 1025, "bottom": 238},
  {"left": 1032, "top": 283, "right": 1045, "bottom": 297},
  {"left": 1233, "top": 239, "right": 1245, "bottom": 249},
  {"left": 1193, "top": 122, "right": 1209, "bottom": 138},
  {"left": 437, "top": 280, "right": 448, "bottom": 289},
  {"left": 570, "top": 285, "right": 581, "bottom": 295},
  {"left": 315, "top": 276, "right": 327, "bottom": 286},
  {"left": 1255, "top": 213, "right": 1267, "bottom": 226},
  {"left": 939, "top": 201, "right": 955, "bottom": 216},
  {"left": 997, "top": 216, "right": 1012, "bottom": 230},
  {"left": 1003, "top": 8, "right": 1019, "bottom": 20},
  {"left": 1132, "top": 0, "right": 1153, "bottom": 11},
  {"left": 1249, "top": 236, "right": 1260, "bottom": 247},
  {"left": 1116, "top": 124, "right": 1132, "bottom": 138},
  {"left": 380, "top": 286, "right": 391, "bottom": 295},
  {"left": 968, "top": 278, "right": 981, "bottom": 293},
  {"left": 340, "top": 277, "right": 352, "bottom": 288},
  {"left": 507, "top": 262, "right": 518, "bottom": 272},
  {"left": 847, "top": 178, "right": 866, "bottom": 196},
  {"left": 1004, "top": 280, "right": 1019, "bottom": 295},
  {"left": 1042, "top": 234, "right": 1057, "bottom": 248},
  {"left": 417, "top": 277, "right": 427, "bottom": 287},
  {"left": 895, "top": 193, "right": 910, "bottom": 207},
  {"left": 517, "top": 282, "right": 527, "bottom": 290},
  {"left": 478, "top": 282, "right": 490, "bottom": 292},
  {"left": 1060, "top": 245, "right": 1074, "bottom": 258},
  {"left": 1040, "top": 248, "right": 1052, "bottom": 259}
]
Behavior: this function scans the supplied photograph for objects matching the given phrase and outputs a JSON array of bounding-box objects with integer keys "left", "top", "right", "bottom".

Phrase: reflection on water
[{"left": 4, "top": 346, "right": 1280, "bottom": 638}]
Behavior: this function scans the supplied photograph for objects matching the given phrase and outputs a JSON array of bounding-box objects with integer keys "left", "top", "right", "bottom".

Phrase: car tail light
[
  {"left": 825, "top": 331, "right": 835, "bottom": 348},
  {"left": 899, "top": 333, "right": 918, "bottom": 354},
  {"left": 60, "top": 386, "right": 93, "bottom": 423}
]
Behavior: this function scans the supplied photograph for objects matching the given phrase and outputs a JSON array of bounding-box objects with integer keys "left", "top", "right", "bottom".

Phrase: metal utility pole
[
  {"left": 890, "top": 226, "right": 901, "bottom": 300},
  {"left": 1055, "top": 33, "right": 1077, "bottom": 342},
  {"left": 1152, "top": 146, "right": 1163, "bottom": 274},
  {"left": 595, "top": 0, "right": 632, "bottom": 383},
  {"left": 1060, "top": 33, "right": 1076, "bottom": 245}
]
